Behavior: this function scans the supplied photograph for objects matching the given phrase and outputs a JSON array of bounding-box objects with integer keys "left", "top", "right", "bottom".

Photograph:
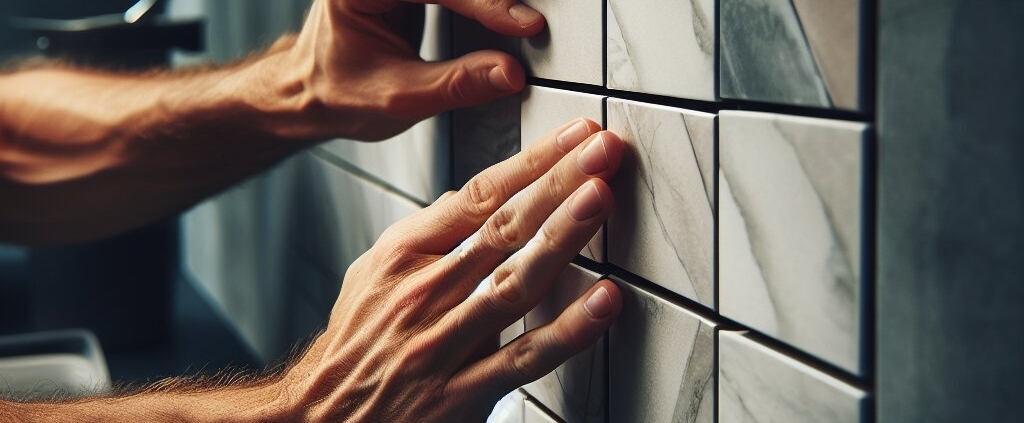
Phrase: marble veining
[
  {"left": 718, "top": 110, "right": 867, "bottom": 375},
  {"left": 522, "top": 264, "right": 605, "bottom": 423},
  {"left": 607, "top": 0, "right": 716, "bottom": 101},
  {"left": 607, "top": 99, "right": 716, "bottom": 307},
  {"left": 521, "top": 0, "right": 603, "bottom": 85},
  {"left": 721, "top": 0, "right": 863, "bottom": 110},
  {"left": 609, "top": 278, "right": 716, "bottom": 423},
  {"left": 521, "top": 86, "right": 606, "bottom": 262},
  {"left": 718, "top": 331, "right": 867, "bottom": 423}
]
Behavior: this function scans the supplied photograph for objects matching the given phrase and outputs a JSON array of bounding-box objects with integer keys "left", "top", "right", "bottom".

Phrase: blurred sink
[{"left": 0, "top": 330, "right": 110, "bottom": 400}]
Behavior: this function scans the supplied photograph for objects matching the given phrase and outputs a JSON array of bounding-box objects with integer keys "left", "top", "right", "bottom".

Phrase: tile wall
[
  {"left": 181, "top": 0, "right": 876, "bottom": 420},
  {"left": 456, "top": 0, "right": 875, "bottom": 421}
]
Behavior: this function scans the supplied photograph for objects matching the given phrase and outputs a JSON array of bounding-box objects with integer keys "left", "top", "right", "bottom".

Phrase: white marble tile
[
  {"left": 606, "top": 99, "right": 716, "bottom": 307},
  {"left": 607, "top": 0, "right": 716, "bottom": 101},
  {"left": 521, "top": 85, "right": 606, "bottom": 262},
  {"left": 522, "top": 264, "right": 605, "bottom": 423},
  {"left": 609, "top": 278, "right": 717, "bottom": 423},
  {"left": 521, "top": 0, "right": 603, "bottom": 85},
  {"left": 718, "top": 331, "right": 867, "bottom": 423},
  {"left": 718, "top": 110, "right": 867, "bottom": 375},
  {"left": 488, "top": 390, "right": 527, "bottom": 423},
  {"left": 524, "top": 400, "right": 560, "bottom": 423},
  {"left": 720, "top": 0, "right": 864, "bottom": 111},
  {"left": 286, "top": 151, "right": 423, "bottom": 281},
  {"left": 317, "top": 5, "right": 450, "bottom": 203}
]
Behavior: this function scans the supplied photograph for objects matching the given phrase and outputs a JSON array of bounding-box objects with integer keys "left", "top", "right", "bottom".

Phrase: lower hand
[{"left": 275, "top": 119, "right": 625, "bottom": 421}]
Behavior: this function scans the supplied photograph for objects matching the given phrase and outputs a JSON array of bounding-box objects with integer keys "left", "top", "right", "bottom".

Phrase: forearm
[
  {"left": 0, "top": 382, "right": 292, "bottom": 423},
  {"left": 0, "top": 38, "right": 317, "bottom": 245}
]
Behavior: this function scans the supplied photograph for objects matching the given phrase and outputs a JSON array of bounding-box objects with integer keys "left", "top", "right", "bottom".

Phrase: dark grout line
[
  {"left": 525, "top": 76, "right": 874, "bottom": 123},
  {"left": 573, "top": 257, "right": 873, "bottom": 391}
]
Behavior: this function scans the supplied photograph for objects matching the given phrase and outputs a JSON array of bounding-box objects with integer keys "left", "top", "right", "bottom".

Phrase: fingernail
[
  {"left": 577, "top": 134, "right": 610, "bottom": 175},
  {"left": 488, "top": 66, "right": 514, "bottom": 91},
  {"left": 557, "top": 120, "right": 590, "bottom": 152},
  {"left": 509, "top": 4, "right": 543, "bottom": 27},
  {"left": 584, "top": 286, "right": 613, "bottom": 318},
  {"left": 568, "top": 181, "right": 604, "bottom": 221}
]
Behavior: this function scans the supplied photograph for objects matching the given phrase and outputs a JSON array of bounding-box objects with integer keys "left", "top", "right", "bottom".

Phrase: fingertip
[{"left": 506, "top": 3, "right": 546, "bottom": 36}]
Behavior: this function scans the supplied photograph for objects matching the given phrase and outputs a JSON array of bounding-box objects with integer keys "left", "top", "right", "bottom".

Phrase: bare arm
[
  {"left": 1, "top": 119, "right": 626, "bottom": 422},
  {"left": 0, "top": 0, "right": 542, "bottom": 245}
]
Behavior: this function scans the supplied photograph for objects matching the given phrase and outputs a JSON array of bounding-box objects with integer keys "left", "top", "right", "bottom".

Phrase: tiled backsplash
[
  {"left": 452, "top": 0, "right": 874, "bottom": 422},
  {"left": 181, "top": 0, "right": 874, "bottom": 421}
]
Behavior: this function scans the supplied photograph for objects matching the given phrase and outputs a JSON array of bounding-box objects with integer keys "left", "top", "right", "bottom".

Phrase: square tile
[
  {"left": 718, "top": 331, "right": 868, "bottom": 423},
  {"left": 609, "top": 278, "right": 717, "bottom": 423},
  {"left": 524, "top": 400, "right": 560, "bottom": 423},
  {"left": 606, "top": 99, "right": 716, "bottom": 307},
  {"left": 522, "top": 264, "right": 605, "bottom": 423},
  {"left": 720, "top": 0, "right": 865, "bottom": 111},
  {"left": 521, "top": 0, "right": 603, "bottom": 85},
  {"left": 607, "top": 0, "right": 716, "bottom": 101},
  {"left": 521, "top": 85, "right": 606, "bottom": 262},
  {"left": 718, "top": 110, "right": 867, "bottom": 375}
]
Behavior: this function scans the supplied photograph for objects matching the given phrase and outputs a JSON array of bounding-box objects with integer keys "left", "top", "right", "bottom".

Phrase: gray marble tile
[
  {"left": 524, "top": 400, "right": 560, "bottom": 423},
  {"left": 521, "top": 0, "right": 603, "bottom": 85},
  {"left": 720, "top": 0, "right": 864, "bottom": 111},
  {"left": 609, "top": 278, "right": 717, "bottom": 423},
  {"left": 607, "top": 0, "right": 716, "bottom": 101},
  {"left": 522, "top": 264, "right": 605, "bottom": 423},
  {"left": 718, "top": 110, "right": 867, "bottom": 375},
  {"left": 521, "top": 85, "right": 606, "bottom": 262},
  {"left": 718, "top": 331, "right": 867, "bottom": 423},
  {"left": 606, "top": 99, "right": 716, "bottom": 307},
  {"left": 452, "top": 95, "right": 521, "bottom": 187}
]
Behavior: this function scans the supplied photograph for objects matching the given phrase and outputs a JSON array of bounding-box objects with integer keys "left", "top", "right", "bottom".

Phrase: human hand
[
  {"left": 248, "top": 0, "right": 545, "bottom": 142},
  {"left": 273, "top": 119, "right": 624, "bottom": 422}
]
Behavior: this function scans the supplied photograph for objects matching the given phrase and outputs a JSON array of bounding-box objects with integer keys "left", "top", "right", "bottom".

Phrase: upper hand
[
  {"left": 273, "top": 119, "right": 625, "bottom": 422},
  {"left": 253, "top": 0, "right": 545, "bottom": 141}
]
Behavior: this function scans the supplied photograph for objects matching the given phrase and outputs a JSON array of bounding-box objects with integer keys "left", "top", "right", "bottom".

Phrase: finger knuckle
[
  {"left": 537, "top": 222, "right": 567, "bottom": 253},
  {"left": 462, "top": 175, "right": 501, "bottom": 217},
  {"left": 508, "top": 333, "right": 544, "bottom": 383},
  {"left": 482, "top": 207, "right": 521, "bottom": 251},
  {"left": 486, "top": 265, "right": 522, "bottom": 310},
  {"left": 444, "top": 64, "right": 474, "bottom": 104}
]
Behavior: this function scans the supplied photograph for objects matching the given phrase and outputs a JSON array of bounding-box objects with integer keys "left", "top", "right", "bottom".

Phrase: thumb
[{"left": 390, "top": 50, "right": 525, "bottom": 119}]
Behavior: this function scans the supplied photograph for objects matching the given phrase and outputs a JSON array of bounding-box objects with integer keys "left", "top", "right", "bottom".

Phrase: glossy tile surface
[
  {"left": 521, "top": 0, "right": 603, "bottom": 85},
  {"left": 718, "top": 110, "right": 866, "bottom": 374},
  {"left": 609, "top": 278, "right": 716, "bottom": 423},
  {"left": 523, "top": 264, "right": 605, "bottom": 423},
  {"left": 521, "top": 85, "right": 606, "bottom": 261},
  {"left": 720, "top": 0, "right": 863, "bottom": 110},
  {"left": 488, "top": 390, "right": 527, "bottom": 423},
  {"left": 718, "top": 331, "right": 867, "bottom": 423},
  {"left": 606, "top": 99, "right": 716, "bottom": 307},
  {"left": 608, "top": 0, "right": 716, "bottom": 100}
]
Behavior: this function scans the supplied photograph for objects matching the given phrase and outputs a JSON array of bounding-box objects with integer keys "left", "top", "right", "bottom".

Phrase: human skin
[
  {"left": 0, "top": 0, "right": 544, "bottom": 245},
  {"left": 0, "top": 0, "right": 628, "bottom": 421},
  {"left": 0, "top": 119, "right": 626, "bottom": 422}
]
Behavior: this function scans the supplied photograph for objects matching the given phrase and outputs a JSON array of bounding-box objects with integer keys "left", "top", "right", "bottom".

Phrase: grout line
[
  {"left": 309, "top": 148, "right": 430, "bottom": 208},
  {"left": 576, "top": 259, "right": 873, "bottom": 391},
  {"left": 526, "top": 76, "right": 873, "bottom": 122}
]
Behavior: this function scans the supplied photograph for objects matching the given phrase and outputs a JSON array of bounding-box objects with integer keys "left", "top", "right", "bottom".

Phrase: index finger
[{"left": 343, "top": 0, "right": 545, "bottom": 37}]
